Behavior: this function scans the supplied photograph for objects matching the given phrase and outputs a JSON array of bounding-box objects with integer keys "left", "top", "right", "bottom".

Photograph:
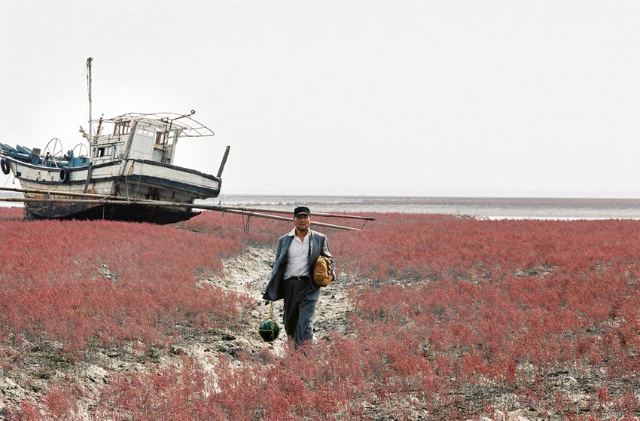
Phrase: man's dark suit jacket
[{"left": 263, "top": 230, "right": 334, "bottom": 301}]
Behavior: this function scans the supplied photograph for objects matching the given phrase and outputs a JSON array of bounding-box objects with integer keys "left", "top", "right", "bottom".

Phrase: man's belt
[{"left": 287, "top": 275, "right": 310, "bottom": 281}]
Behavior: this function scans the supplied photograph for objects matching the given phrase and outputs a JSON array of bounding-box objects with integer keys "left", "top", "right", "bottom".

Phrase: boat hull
[
  {"left": 24, "top": 201, "right": 200, "bottom": 225},
  {"left": 3, "top": 157, "right": 221, "bottom": 224}
]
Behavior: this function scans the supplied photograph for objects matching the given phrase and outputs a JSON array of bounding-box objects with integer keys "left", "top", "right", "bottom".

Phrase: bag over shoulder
[{"left": 313, "top": 255, "right": 333, "bottom": 287}]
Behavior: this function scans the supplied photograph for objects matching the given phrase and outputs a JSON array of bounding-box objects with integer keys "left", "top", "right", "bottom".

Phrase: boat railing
[{"left": 93, "top": 112, "right": 215, "bottom": 139}]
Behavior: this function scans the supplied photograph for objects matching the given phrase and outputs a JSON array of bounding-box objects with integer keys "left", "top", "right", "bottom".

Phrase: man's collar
[{"left": 288, "top": 228, "right": 312, "bottom": 237}]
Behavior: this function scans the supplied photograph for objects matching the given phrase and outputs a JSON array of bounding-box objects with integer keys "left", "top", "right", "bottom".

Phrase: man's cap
[{"left": 294, "top": 206, "right": 311, "bottom": 217}]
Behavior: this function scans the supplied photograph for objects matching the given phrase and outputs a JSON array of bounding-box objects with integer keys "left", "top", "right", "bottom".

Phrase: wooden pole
[
  {"left": 0, "top": 186, "right": 375, "bottom": 221},
  {"left": 213, "top": 205, "right": 374, "bottom": 221},
  {"left": 216, "top": 208, "right": 362, "bottom": 231},
  {"left": 0, "top": 186, "right": 122, "bottom": 200},
  {"left": 217, "top": 145, "right": 230, "bottom": 178},
  {"left": 0, "top": 196, "right": 363, "bottom": 231}
]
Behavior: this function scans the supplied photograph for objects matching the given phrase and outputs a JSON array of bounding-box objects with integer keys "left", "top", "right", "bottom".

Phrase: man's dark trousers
[{"left": 282, "top": 277, "right": 320, "bottom": 344}]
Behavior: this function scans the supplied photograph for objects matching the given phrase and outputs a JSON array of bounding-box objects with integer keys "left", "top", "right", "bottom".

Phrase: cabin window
[
  {"left": 157, "top": 130, "right": 176, "bottom": 146},
  {"left": 96, "top": 146, "right": 113, "bottom": 158},
  {"left": 113, "top": 121, "right": 131, "bottom": 136},
  {"left": 137, "top": 127, "right": 154, "bottom": 138},
  {"left": 155, "top": 131, "right": 168, "bottom": 145}
]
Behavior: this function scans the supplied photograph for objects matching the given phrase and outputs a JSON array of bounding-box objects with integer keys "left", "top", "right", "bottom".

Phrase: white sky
[{"left": 1, "top": 0, "right": 639, "bottom": 197}]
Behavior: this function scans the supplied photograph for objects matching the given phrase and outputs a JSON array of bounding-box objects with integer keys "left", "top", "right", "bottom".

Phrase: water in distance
[
  {"left": 210, "top": 195, "right": 640, "bottom": 220},
  {"left": 5, "top": 193, "right": 640, "bottom": 220}
]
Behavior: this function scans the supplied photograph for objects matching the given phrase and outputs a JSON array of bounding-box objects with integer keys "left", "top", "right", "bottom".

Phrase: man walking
[{"left": 263, "top": 206, "right": 335, "bottom": 345}]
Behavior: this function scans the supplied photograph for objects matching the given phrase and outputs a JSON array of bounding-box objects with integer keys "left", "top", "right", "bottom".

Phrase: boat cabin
[{"left": 89, "top": 115, "right": 186, "bottom": 165}]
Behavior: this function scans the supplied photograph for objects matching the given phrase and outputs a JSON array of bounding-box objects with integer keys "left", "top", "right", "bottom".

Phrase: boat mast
[{"left": 86, "top": 57, "right": 93, "bottom": 138}]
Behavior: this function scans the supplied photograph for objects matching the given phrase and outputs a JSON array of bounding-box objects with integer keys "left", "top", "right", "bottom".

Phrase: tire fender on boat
[
  {"left": 59, "top": 167, "right": 70, "bottom": 183},
  {"left": 1, "top": 158, "right": 10, "bottom": 175}
]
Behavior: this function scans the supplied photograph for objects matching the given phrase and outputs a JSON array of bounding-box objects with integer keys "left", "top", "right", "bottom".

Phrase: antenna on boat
[{"left": 86, "top": 57, "right": 93, "bottom": 138}]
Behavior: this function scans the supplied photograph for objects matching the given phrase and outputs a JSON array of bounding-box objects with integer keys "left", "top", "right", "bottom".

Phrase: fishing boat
[
  {"left": 0, "top": 58, "right": 229, "bottom": 224},
  {"left": 0, "top": 58, "right": 373, "bottom": 231}
]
